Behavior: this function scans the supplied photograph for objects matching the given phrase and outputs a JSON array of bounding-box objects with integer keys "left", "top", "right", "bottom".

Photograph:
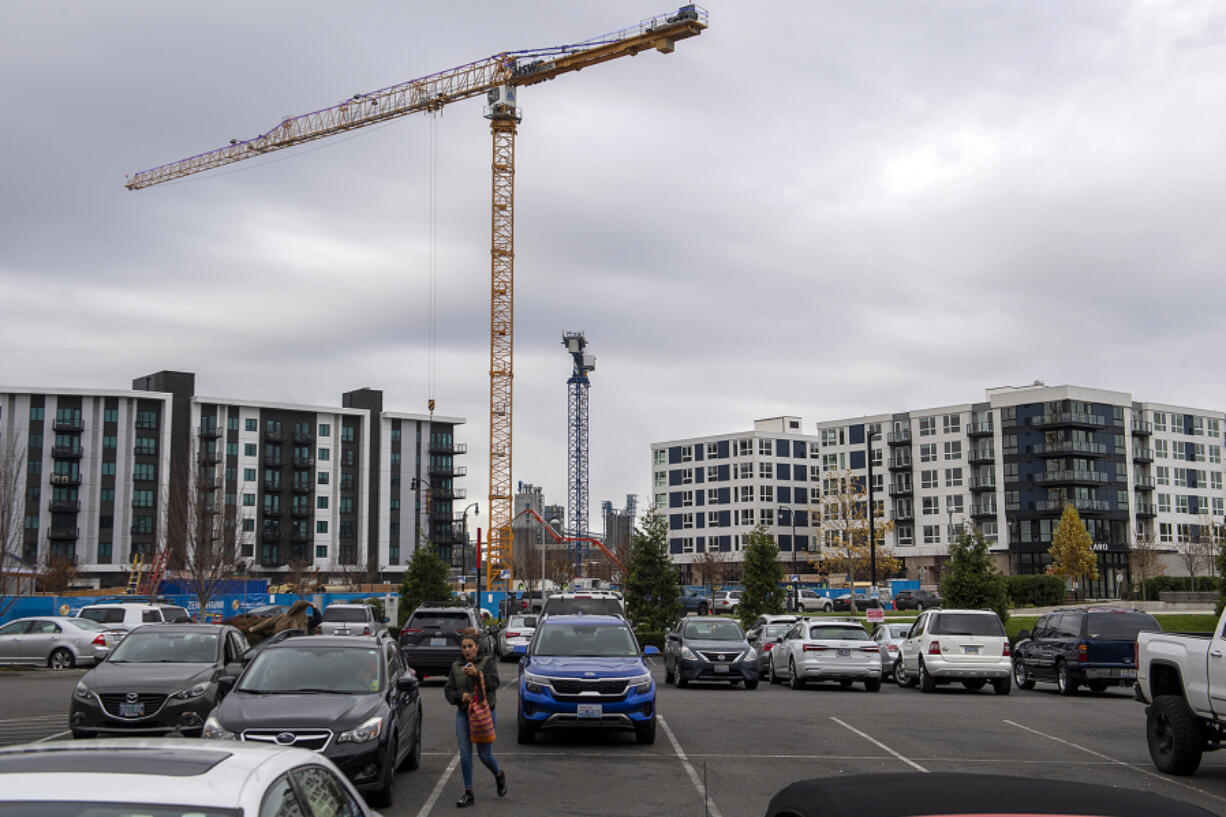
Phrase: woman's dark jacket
[{"left": 443, "top": 654, "right": 500, "bottom": 712}]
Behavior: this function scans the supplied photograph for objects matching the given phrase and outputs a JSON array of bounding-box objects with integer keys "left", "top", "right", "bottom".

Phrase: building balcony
[
  {"left": 53, "top": 418, "right": 83, "bottom": 432},
  {"left": 890, "top": 508, "right": 914, "bottom": 523},
  {"left": 264, "top": 480, "right": 283, "bottom": 492},
  {"left": 1034, "top": 470, "right": 1111, "bottom": 485},
  {"left": 259, "top": 549, "right": 283, "bottom": 568},
  {"left": 1030, "top": 412, "right": 1109, "bottom": 429},
  {"left": 887, "top": 430, "right": 911, "bottom": 446},
  {"left": 1133, "top": 448, "right": 1154, "bottom": 463},
  {"left": 968, "top": 448, "right": 995, "bottom": 464},
  {"left": 199, "top": 427, "right": 221, "bottom": 439},
  {"left": 966, "top": 422, "right": 994, "bottom": 438},
  {"left": 429, "top": 463, "right": 468, "bottom": 477},
  {"left": 291, "top": 482, "right": 311, "bottom": 494},
  {"left": 433, "top": 487, "right": 467, "bottom": 500},
  {"left": 888, "top": 484, "right": 912, "bottom": 497},
  {"left": 261, "top": 529, "right": 282, "bottom": 543},
  {"left": 292, "top": 431, "right": 314, "bottom": 444},
  {"left": 291, "top": 532, "right": 310, "bottom": 543},
  {"left": 200, "top": 451, "right": 219, "bottom": 465},
  {"left": 1132, "top": 421, "right": 1153, "bottom": 436},
  {"left": 1135, "top": 503, "right": 1156, "bottom": 517},
  {"left": 47, "top": 527, "right": 79, "bottom": 541},
  {"left": 51, "top": 445, "right": 82, "bottom": 459},
  {"left": 969, "top": 476, "right": 996, "bottom": 491},
  {"left": 1134, "top": 476, "right": 1155, "bottom": 491},
  {"left": 429, "top": 440, "right": 468, "bottom": 456},
  {"left": 1035, "top": 498, "right": 1113, "bottom": 514},
  {"left": 48, "top": 499, "right": 80, "bottom": 513},
  {"left": 290, "top": 506, "right": 312, "bottom": 518},
  {"left": 1034, "top": 441, "right": 1108, "bottom": 457},
  {"left": 888, "top": 456, "right": 912, "bottom": 471},
  {"left": 263, "top": 507, "right": 283, "bottom": 517},
  {"left": 50, "top": 474, "right": 81, "bottom": 486},
  {"left": 265, "top": 430, "right": 284, "bottom": 442},
  {"left": 292, "top": 457, "right": 315, "bottom": 469},
  {"left": 129, "top": 523, "right": 154, "bottom": 535},
  {"left": 45, "top": 548, "right": 77, "bottom": 565},
  {"left": 263, "top": 457, "right": 283, "bottom": 468},
  {"left": 969, "top": 503, "right": 997, "bottom": 518}
]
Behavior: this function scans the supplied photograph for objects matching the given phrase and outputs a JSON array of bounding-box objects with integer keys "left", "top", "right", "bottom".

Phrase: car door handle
[{"left": 1212, "top": 650, "right": 1223, "bottom": 658}]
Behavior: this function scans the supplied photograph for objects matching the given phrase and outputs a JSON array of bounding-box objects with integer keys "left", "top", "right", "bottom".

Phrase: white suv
[
  {"left": 895, "top": 608, "right": 1011, "bottom": 694},
  {"left": 76, "top": 602, "right": 193, "bottom": 632}
]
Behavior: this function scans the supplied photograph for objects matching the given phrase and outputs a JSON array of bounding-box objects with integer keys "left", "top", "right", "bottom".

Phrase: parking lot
[{"left": 3, "top": 658, "right": 1226, "bottom": 816}]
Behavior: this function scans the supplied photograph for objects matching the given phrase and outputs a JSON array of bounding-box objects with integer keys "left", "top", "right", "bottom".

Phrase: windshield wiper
[
  {"left": 274, "top": 688, "right": 352, "bottom": 694},
  {"left": 238, "top": 688, "right": 273, "bottom": 695}
]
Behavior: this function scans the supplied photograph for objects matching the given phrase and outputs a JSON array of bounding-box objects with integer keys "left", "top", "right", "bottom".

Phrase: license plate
[
  {"left": 1121, "top": 669, "right": 1136, "bottom": 680},
  {"left": 964, "top": 645, "right": 979, "bottom": 655},
  {"left": 714, "top": 664, "right": 729, "bottom": 673},
  {"left": 430, "top": 637, "right": 447, "bottom": 646},
  {"left": 837, "top": 648, "right": 850, "bottom": 657},
  {"left": 577, "top": 704, "right": 602, "bottom": 719},
  {"left": 119, "top": 702, "right": 144, "bottom": 717}
]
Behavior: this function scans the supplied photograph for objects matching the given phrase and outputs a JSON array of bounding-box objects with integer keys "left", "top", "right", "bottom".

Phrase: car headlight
[
  {"left": 73, "top": 681, "right": 92, "bottom": 700},
  {"left": 523, "top": 671, "right": 548, "bottom": 694},
  {"left": 738, "top": 648, "right": 756, "bottom": 662},
  {"left": 337, "top": 716, "right": 383, "bottom": 744},
  {"left": 170, "top": 682, "right": 210, "bottom": 700},
  {"left": 629, "top": 673, "right": 652, "bottom": 695},
  {"left": 680, "top": 646, "right": 697, "bottom": 660},
  {"left": 202, "top": 715, "right": 238, "bottom": 740}
]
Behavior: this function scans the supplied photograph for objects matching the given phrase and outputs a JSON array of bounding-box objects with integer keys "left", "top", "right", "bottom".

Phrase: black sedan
[
  {"left": 831, "top": 594, "right": 883, "bottom": 612},
  {"left": 70, "top": 623, "right": 249, "bottom": 738},
  {"left": 202, "top": 635, "right": 421, "bottom": 809},
  {"left": 663, "top": 616, "right": 759, "bottom": 689},
  {"left": 892, "top": 589, "right": 942, "bottom": 611}
]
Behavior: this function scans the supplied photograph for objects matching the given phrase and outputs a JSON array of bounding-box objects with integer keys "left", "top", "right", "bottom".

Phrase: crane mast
[
  {"left": 124, "top": 6, "right": 708, "bottom": 596},
  {"left": 563, "top": 331, "right": 595, "bottom": 576}
]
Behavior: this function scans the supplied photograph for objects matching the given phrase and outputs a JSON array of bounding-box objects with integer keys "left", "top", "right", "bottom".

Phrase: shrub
[
  {"left": 1143, "top": 575, "right": 1220, "bottom": 599},
  {"left": 1006, "top": 575, "right": 1065, "bottom": 607},
  {"left": 636, "top": 632, "right": 666, "bottom": 651}
]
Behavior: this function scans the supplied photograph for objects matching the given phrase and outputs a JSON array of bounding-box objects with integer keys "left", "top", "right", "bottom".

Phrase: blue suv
[{"left": 517, "top": 614, "right": 659, "bottom": 745}]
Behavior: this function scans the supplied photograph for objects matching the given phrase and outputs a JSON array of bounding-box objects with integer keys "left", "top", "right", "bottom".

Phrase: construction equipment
[
  {"left": 125, "top": 6, "right": 708, "bottom": 595},
  {"left": 514, "top": 507, "right": 623, "bottom": 574},
  {"left": 563, "top": 332, "right": 595, "bottom": 575},
  {"left": 137, "top": 548, "right": 170, "bottom": 597},
  {"left": 124, "top": 552, "right": 145, "bottom": 595}
]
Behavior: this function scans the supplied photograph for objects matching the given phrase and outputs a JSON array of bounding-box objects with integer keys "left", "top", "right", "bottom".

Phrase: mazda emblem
[
  {"left": 275, "top": 732, "right": 296, "bottom": 745},
  {"left": 583, "top": 672, "right": 595, "bottom": 677},
  {"left": 125, "top": 692, "right": 139, "bottom": 702}
]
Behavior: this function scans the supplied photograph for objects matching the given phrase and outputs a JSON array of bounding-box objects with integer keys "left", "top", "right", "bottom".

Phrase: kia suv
[
  {"left": 895, "top": 608, "right": 1011, "bottom": 694},
  {"left": 517, "top": 614, "right": 659, "bottom": 745},
  {"left": 1012, "top": 607, "right": 1159, "bottom": 695}
]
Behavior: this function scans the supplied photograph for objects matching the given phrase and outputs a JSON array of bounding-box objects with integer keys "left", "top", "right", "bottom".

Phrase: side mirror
[
  {"left": 665, "top": 633, "right": 680, "bottom": 641},
  {"left": 746, "top": 633, "right": 759, "bottom": 643},
  {"left": 397, "top": 675, "right": 419, "bottom": 693},
  {"left": 238, "top": 648, "right": 255, "bottom": 664},
  {"left": 643, "top": 645, "right": 661, "bottom": 656},
  {"left": 218, "top": 675, "right": 238, "bottom": 695},
  {"left": 774, "top": 636, "right": 783, "bottom": 644},
  {"left": 383, "top": 616, "right": 390, "bottom": 623},
  {"left": 1016, "top": 629, "right": 1030, "bottom": 641}
]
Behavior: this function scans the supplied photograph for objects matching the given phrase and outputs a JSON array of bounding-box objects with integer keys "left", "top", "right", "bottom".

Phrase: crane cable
[{"left": 426, "top": 111, "right": 438, "bottom": 414}]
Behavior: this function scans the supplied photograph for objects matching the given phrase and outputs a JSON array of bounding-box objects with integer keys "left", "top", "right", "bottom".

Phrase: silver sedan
[
  {"left": 871, "top": 622, "right": 913, "bottom": 679},
  {"left": 0, "top": 616, "right": 123, "bottom": 669},
  {"left": 497, "top": 614, "right": 537, "bottom": 660}
]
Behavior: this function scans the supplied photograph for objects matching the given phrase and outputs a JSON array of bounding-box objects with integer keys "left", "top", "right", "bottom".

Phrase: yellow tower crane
[{"left": 126, "top": 6, "right": 707, "bottom": 594}]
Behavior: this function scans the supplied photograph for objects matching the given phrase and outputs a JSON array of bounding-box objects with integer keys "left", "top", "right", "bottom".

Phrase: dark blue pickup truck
[
  {"left": 517, "top": 614, "right": 659, "bottom": 745},
  {"left": 1011, "top": 607, "right": 1160, "bottom": 694}
]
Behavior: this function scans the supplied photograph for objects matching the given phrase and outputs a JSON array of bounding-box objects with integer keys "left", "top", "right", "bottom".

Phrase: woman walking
[{"left": 444, "top": 632, "right": 507, "bottom": 808}]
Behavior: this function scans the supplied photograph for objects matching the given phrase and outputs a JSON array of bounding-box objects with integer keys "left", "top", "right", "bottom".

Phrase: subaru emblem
[
  {"left": 125, "top": 692, "right": 139, "bottom": 702},
  {"left": 275, "top": 732, "right": 296, "bottom": 745}
]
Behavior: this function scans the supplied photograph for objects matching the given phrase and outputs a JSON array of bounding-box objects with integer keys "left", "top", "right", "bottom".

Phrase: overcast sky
[{"left": 4, "top": 2, "right": 1226, "bottom": 536}]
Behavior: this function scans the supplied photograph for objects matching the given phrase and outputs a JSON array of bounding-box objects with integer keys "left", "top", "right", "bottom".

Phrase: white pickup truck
[{"left": 1135, "top": 607, "right": 1226, "bottom": 775}]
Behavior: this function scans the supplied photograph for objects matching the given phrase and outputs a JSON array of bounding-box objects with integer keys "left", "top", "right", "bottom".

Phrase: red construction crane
[{"left": 125, "top": 6, "right": 707, "bottom": 594}]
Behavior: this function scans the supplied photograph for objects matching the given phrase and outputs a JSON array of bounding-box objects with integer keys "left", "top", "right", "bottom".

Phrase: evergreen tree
[
  {"left": 940, "top": 528, "right": 1009, "bottom": 623},
  {"left": 739, "top": 525, "right": 785, "bottom": 629},
  {"left": 399, "top": 544, "right": 452, "bottom": 622},
  {"left": 1048, "top": 504, "right": 1098, "bottom": 599},
  {"left": 623, "top": 508, "right": 682, "bottom": 634}
]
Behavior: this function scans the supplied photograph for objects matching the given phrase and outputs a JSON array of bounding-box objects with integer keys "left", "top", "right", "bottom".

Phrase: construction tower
[{"left": 563, "top": 331, "right": 595, "bottom": 576}]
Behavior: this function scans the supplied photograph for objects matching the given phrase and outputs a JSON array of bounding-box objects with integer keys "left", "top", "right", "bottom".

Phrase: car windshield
[
  {"left": 509, "top": 616, "right": 537, "bottom": 629},
  {"left": 683, "top": 620, "right": 744, "bottom": 641},
  {"left": 930, "top": 613, "right": 1005, "bottom": 637},
  {"left": 64, "top": 618, "right": 106, "bottom": 631},
  {"left": 0, "top": 805, "right": 240, "bottom": 817},
  {"left": 107, "top": 631, "right": 219, "bottom": 663},
  {"left": 534, "top": 624, "right": 638, "bottom": 657},
  {"left": 322, "top": 607, "right": 367, "bottom": 622},
  {"left": 1085, "top": 612, "right": 1161, "bottom": 640},
  {"left": 810, "top": 625, "right": 869, "bottom": 640},
  {"left": 238, "top": 646, "right": 382, "bottom": 693}
]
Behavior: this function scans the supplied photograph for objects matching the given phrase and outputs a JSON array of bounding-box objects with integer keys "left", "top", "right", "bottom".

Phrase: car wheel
[
  {"left": 839, "top": 680, "right": 853, "bottom": 689},
  {"left": 635, "top": 714, "right": 657, "bottom": 745},
  {"left": 399, "top": 705, "right": 422, "bottom": 771},
  {"left": 916, "top": 602, "right": 925, "bottom": 611},
  {"left": 992, "top": 676, "right": 1011, "bottom": 695},
  {"left": 823, "top": 601, "right": 833, "bottom": 613},
  {"left": 918, "top": 659, "right": 936, "bottom": 693},
  {"left": 1013, "top": 660, "right": 1036, "bottom": 690},
  {"left": 769, "top": 659, "right": 782, "bottom": 685},
  {"left": 676, "top": 672, "right": 689, "bottom": 689},
  {"left": 1056, "top": 661, "right": 1079, "bottom": 696},
  {"left": 894, "top": 660, "right": 915, "bottom": 688},
  {"left": 962, "top": 678, "right": 986, "bottom": 691},
  {"left": 664, "top": 660, "right": 675, "bottom": 685},
  {"left": 48, "top": 648, "right": 75, "bottom": 670},
  {"left": 367, "top": 737, "right": 397, "bottom": 809},
  {"left": 730, "top": 605, "right": 738, "bottom": 615},
  {"left": 517, "top": 709, "right": 536, "bottom": 745},
  {"left": 865, "top": 677, "right": 882, "bottom": 692},
  {"left": 1147, "top": 695, "right": 1204, "bottom": 775},
  {"left": 744, "top": 678, "right": 759, "bottom": 690},
  {"left": 789, "top": 658, "right": 805, "bottom": 690}
]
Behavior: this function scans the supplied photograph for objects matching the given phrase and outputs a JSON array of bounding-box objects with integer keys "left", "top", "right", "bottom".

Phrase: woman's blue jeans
[{"left": 455, "top": 708, "right": 500, "bottom": 789}]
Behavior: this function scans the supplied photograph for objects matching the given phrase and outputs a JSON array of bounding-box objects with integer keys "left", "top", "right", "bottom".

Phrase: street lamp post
[
  {"left": 779, "top": 504, "right": 797, "bottom": 611},
  {"left": 460, "top": 502, "right": 479, "bottom": 601},
  {"left": 867, "top": 431, "right": 882, "bottom": 589}
]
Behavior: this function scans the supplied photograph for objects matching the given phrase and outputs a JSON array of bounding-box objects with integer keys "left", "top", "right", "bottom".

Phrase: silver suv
[{"left": 895, "top": 608, "right": 1011, "bottom": 694}]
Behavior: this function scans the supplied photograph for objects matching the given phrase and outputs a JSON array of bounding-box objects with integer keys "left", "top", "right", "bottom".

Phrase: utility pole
[{"left": 867, "top": 431, "right": 882, "bottom": 588}]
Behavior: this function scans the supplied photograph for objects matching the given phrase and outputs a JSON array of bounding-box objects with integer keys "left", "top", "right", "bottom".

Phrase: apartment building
[
  {"left": 1, "top": 371, "right": 466, "bottom": 587},
  {"left": 650, "top": 417, "right": 821, "bottom": 581}
]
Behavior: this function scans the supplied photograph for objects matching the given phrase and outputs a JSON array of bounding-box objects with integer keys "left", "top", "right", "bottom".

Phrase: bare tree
[
  {"left": 285, "top": 556, "right": 319, "bottom": 595},
  {"left": 513, "top": 534, "right": 543, "bottom": 597},
  {"left": 691, "top": 548, "right": 728, "bottom": 597},
  {"left": 38, "top": 553, "right": 77, "bottom": 595},
  {"left": 1129, "top": 527, "right": 1165, "bottom": 600},
  {"left": 0, "top": 431, "right": 28, "bottom": 612},
  {"left": 1175, "top": 523, "right": 1215, "bottom": 590},
  {"left": 545, "top": 550, "right": 573, "bottom": 592}
]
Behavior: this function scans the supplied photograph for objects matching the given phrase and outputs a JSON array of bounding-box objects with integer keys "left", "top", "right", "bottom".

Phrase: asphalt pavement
[{"left": 4, "top": 660, "right": 1226, "bottom": 816}]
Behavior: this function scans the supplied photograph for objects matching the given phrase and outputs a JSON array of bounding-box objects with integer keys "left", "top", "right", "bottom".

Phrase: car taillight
[
  {"left": 1002, "top": 641, "right": 1011, "bottom": 657},
  {"left": 92, "top": 634, "right": 107, "bottom": 646},
  {"left": 363, "top": 626, "right": 371, "bottom": 636},
  {"left": 505, "top": 632, "right": 520, "bottom": 638},
  {"left": 403, "top": 628, "right": 422, "bottom": 634},
  {"left": 928, "top": 641, "right": 941, "bottom": 655},
  {"left": 803, "top": 645, "right": 829, "bottom": 652},
  {"left": 886, "top": 644, "right": 899, "bottom": 653},
  {"left": 859, "top": 645, "right": 881, "bottom": 653},
  {"left": 1078, "top": 642, "right": 1088, "bottom": 663},
  {"left": 764, "top": 643, "right": 773, "bottom": 652}
]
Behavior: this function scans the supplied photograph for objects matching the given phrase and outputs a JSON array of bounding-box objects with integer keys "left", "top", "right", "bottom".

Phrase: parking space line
[
  {"left": 830, "top": 717, "right": 928, "bottom": 772},
  {"left": 414, "top": 752, "right": 460, "bottom": 817},
  {"left": 0, "top": 716, "right": 65, "bottom": 725},
  {"left": 659, "top": 716, "right": 725, "bottom": 817},
  {"left": 1003, "top": 719, "right": 1226, "bottom": 805},
  {"left": 35, "top": 731, "right": 70, "bottom": 743}
]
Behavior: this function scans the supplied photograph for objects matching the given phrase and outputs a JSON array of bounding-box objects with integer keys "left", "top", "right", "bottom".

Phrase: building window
[
  {"left": 943, "top": 441, "right": 962, "bottom": 460},
  {"left": 654, "top": 471, "right": 666, "bottom": 488},
  {"left": 341, "top": 426, "right": 356, "bottom": 443},
  {"left": 738, "top": 485, "right": 754, "bottom": 503},
  {"left": 100, "top": 489, "right": 114, "bottom": 503},
  {"left": 653, "top": 449, "right": 667, "bottom": 466},
  {"left": 104, "top": 409, "right": 118, "bottom": 423},
  {"left": 737, "top": 439, "right": 753, "bottom": 457},
  {"left": 339, "top": 497, "right": 353, "bottom": 513},
  {"left": 29, "top": 407, "right": 44, "bottom": 421},
  {"left": 1176, "top": 495, "right": 1189, "bottom": 514},
  {"left": 706, "top": 465, "right": 719, "bottom": 481},
  {"left": 318, "top": 448, "right": 330, "bottom": 461},
  {"left": 706, "top": 488, "right": 719, "bottom": 504},
  {"left": 680, "top": 468, "right": 693, "bottom": 485},
  {"left": 681, "top": 490, "right": 693, "bottom": 507},
  {"left": 682, "top": 513, "right": 694, "bottom": 529},
  {"left": 1156, "top": 466, "right": 1169, "bottom": 485},
  {"left": 227, "top": 416, "right": 239, "bottom": 431},
  {"left": 655, "top": 493, "right": 666, "bottom": 510},
  {"left": 920, "top": 469, "right": 938, "bottom": 489},
  {"left": 1158, "top": 494, "right": 1170, "bottom": 513},
  {"left": 317, "top": 496, "right": 329, "bottom": 509},
  {"left": 242, "top": 493, "right": 255, "bottom": 507},
  {"left": 919, "top": 444, "right": 936, "bottom": 462},
  {"left": 923, "top": 525, "right": 940, "bottom": 545},
  {"left": 242, "top": 518, "right": 255, "bottom": 532},
  {"left": 739, "top": 508, "right": 755, "bottom": 526},
  {"left": 1159, "top": 522, "right": 1172, "bottom": 542},
  {"left": 944, "top": 468, "right": 963, "bottom": 487},
  {"left": 226, "top": 442, "right": 238, "bottom": 456},
  {"left": 134, "top": 437, "right": 156, "bottom": 455},
  {"left": 100, "top": 462, "right": 115, "bottom": 476},
  {"left": 758, "top": 462, "right": 773, "bottom": 479},
  {"left": 758, "top": 438, "right": 773, "bottom": 456},
  {"left": 680, "top": 445, "right": 693, "bottom": 462},
  {"left": 761, "top": 485, "right": 774, "bottom": 503},
  {"left": 102, "top": 435, "right": 116, "bottom": 449},
  {"left": 919, "top": 417, "right": 936, "bottom": 437},
  {"left": 897, "top": 526, "right": 913, "bottom": 546},
  {"left": 922, "top": 496, "right": 939, "bottom": 515},
  {"left": 316, "top": 521, "right": 328, "bottom": 534},
  {"left": 244, "top": 443, "right": 257, "bottom": 457},
  {"left": 943, "top": 414, "right": 961, "bottom": 434},
  {"left": 1155, "top": 439, "right": 1168, "bottom": 458},
  {"left": 707, "top": 511, "right": 720, "bottom": 527},
  {"left": 706, "top": 442, "right": 718, "bottom": 458},
  {"left": 946, "top": 495, "right": 964, "bottom": 514},
  {"left": 737, "top": 462, "right": 753, "bottom": 479},
  {"left": 132, "top": 490, "right": 154, "bottom": 508}
]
